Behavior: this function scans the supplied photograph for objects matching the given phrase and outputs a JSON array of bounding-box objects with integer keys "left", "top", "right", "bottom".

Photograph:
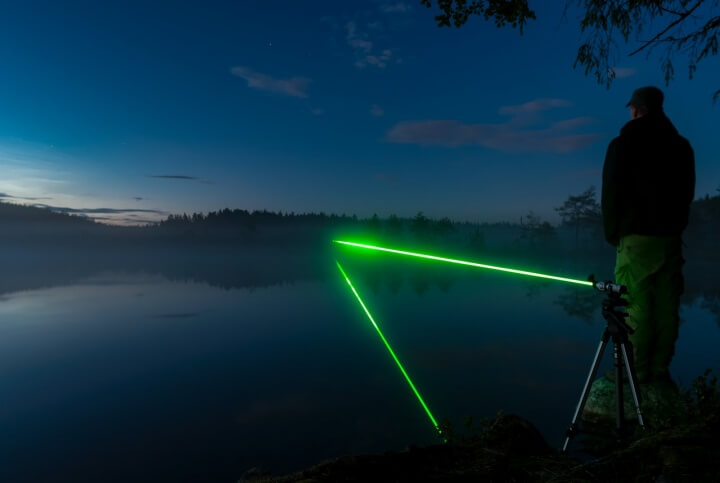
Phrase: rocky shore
[{"left": 241, "top": 371, "right": 720, "bottom": 482}]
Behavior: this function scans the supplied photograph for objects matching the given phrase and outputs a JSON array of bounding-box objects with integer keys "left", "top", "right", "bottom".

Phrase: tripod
[{"left": 562, "top": 280, "right": 645, "bottom": 453}]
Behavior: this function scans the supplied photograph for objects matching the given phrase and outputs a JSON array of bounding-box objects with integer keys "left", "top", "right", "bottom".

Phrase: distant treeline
[
  {"left": 1, "top": 194, "right": 719, "bottom": 323},
  {"left": 152, "top": 187, "right": 720, "bottom": 259},
  {"left": 161, "top": 208, "right": 360, "bottom": 227},
  {"left": 1, "top": 188, "right": 718, "bottom": 258}
]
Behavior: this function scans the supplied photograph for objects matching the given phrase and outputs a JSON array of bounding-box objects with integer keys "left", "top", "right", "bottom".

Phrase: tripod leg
[
  {"left": 621, "top": 342, "right": 645, "bottom": 428},
  {"left": 614, "top": 342, "right": 625, "bottom": 438},
  {"left": 562, "top": 334, "right": 609, "bottom": 452}
]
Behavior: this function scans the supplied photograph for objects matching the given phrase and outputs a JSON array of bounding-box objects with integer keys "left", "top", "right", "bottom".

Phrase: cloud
[
  {"left": 0, "top": 192, "right": 52, "bottom": 201},
  {"left": 357, "top": 49, "right": 394, "bottom": 68},
  {"left": 34, "top": 204, "right": 166, "bottom": 215},
  {"left": 17, "top": 202, "right": 168, "bottom": 226},
  {"left": 147, "top": 174, "right": 215, "bottom": 184},
  {"left": 346, "top": 22, "right": 399, "bottom": 69},
  {"left": 346, "top": 21, "right": 373, "bottom": 53},
  {"left": 385, "top": 97, "right": 601, "bottom": 153},
  {"left": 549, "top": 116, "right": 596, "bottom": 131},
  {"left": 231, "top": 66, "right": 311, "bottom": 98},
  {"left": 146, "top": 174, "right": 202, "bottom": 181},
  {"left": 86, "top": 215, "right": 161, "bottom": 226},
  {"left": 610, "top": 67, "right": 637, "bottom": 79},
  {"left": 387, "top": 120, "right": 600, "bottom": 153},
  {"left": 498, "top": 98, "right": 573, "bottom": 116},
  {"left": 311, "top": 107, "right": 325, "bottom": 116},
  {"left": 370, "top": 104, "right": 385, "bottom": 117},
  {"left": 380, "top": 2, "right": 411, "bottom": 13},
  {"left": 386, "top": 98, "right": 601, "bottom": 153},
  {"left": 132, "top": 197, "right": 144, "bottom": 201}
]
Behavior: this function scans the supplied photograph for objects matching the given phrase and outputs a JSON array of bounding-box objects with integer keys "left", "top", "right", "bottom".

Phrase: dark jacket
[{"left": 601, "top": 112, "right": 695, "bottom": 246}]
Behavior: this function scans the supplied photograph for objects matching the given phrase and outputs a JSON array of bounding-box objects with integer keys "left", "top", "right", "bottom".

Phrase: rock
[
  {"left": 484, "top": 413, "right": 553, "bottom": 456},
  {"left": 582, "top": 378, "right": 684, "bottom": 426},
  {"left": 239, "top": 467, "right": 272, "bottom": 482},
  {"left": 582, "top": 377, "right": 644, "bottom": 424}
]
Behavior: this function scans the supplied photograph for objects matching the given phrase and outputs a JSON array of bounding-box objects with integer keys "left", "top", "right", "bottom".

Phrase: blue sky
[{"left": 0, "top": 1, "right": 718, "bottom": 225}]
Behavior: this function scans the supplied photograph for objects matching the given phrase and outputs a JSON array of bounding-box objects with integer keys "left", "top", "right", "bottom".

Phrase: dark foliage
[
  {"left": 555, "top": 186, "right": 602, "bottom": 250},
  {"left": 421, "top": 0, "right": 720, "bottom": 102}
]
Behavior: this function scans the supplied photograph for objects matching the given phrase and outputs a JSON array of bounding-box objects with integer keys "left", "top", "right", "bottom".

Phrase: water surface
[{"left": 0, "top": 253, "right": 717, "bottom": 482}]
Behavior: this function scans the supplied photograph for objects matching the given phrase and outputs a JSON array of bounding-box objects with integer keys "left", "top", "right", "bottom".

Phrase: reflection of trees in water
[
  {"left": 4, "top": 240, "right": 719, "bottom": 332},
  {"left": 0, "top": 246, "right": 325, "bottom": 297},
  {"left": 349, "top": 262, "right": 457, "bottom": 298},
  {"left": 402, "top": 268, "right": 456, "bottom": 297},
  {"left": 523, "top": 284, "right": 545, "bottom": 301},
  {"left": 436, "top": 276, "right": 454, "bottom": 293},
  {"left": 387, "top": 272, "right": 403, "bottom": 295},
  {"left": 682, "top": 255, "right": 720, "bottom": 328},
  {"left": 349, "top": 264, "right": 403, "bottom": 296},
  {"left": 701, "top": 296, "right": 720, "bottom": 328},
  {"left": 554, "top": 287, "right": 599, "bottom": 325},
  {"left": 406, "top": 265, "right": 439, "bottom": 298},
  {"left": 364, "top": 269, "right": 383, "bottom": 296},
  {"left": 410, "top": 275, "right": 430, "bottom": 298}
]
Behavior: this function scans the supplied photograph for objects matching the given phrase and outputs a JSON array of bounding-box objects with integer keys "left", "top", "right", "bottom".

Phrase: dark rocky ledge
[{"left": 240, "top": 372, "right": 720, "bottom": 482}]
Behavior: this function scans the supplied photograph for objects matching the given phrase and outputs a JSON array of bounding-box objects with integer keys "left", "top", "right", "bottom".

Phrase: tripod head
[
  {"left": 588, "top": 274, "right": 627, "bottom": 295},
  {"left": 588, "top": 275, "right": 633, "bottom": 335},
  {"left": 563, "top": 276, "right": 644, "bottom": 453}
]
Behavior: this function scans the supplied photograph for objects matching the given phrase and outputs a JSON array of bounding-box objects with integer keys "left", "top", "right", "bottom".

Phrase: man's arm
[{"left": 601, "top": 137, "right": 621, "bottom": 246}]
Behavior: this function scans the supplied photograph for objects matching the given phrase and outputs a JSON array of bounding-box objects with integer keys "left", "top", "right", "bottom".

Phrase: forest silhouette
[{"left": 1, "top": 189, "right": 719, "bottom": 325}]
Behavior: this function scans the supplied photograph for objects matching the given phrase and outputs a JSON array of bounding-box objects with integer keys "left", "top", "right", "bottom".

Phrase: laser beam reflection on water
[
  {"left": 335, "top": 261, "right": 441, "bottom": 435},
  {"left": 334, "top": 240, "right": 594, "bottom": 288}
]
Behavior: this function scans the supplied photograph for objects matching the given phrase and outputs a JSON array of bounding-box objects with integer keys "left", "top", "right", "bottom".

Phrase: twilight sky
[{"left": 0, "top": 1, "right": 718, "bottom": 225}]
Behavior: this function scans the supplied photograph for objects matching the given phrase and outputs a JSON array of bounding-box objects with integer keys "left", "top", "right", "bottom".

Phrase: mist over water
[
  {"left": 1, "top": 0, "right": 718, "bottom": 479},
  {"left": 0, "top": 245, "right": 718, "bottom": 482}
]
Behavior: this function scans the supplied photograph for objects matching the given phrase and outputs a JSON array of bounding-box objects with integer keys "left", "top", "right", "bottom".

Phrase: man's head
[{"left": 626, "top": 86, "right": 664, "bottom": 119}]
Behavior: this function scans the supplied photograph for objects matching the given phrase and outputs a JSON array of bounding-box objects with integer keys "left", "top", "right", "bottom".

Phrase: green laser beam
[
  {"left": 335, "top": 261, "right": 441, "bottom": 434},
  {"left": 334, "top": 240, "right": 593, "bottom": 288}
]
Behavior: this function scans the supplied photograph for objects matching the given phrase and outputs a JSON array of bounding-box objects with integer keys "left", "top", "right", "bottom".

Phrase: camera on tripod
[
  {"left": 562, "top": 274, "right": 645, "bottom": 452},
  {"left": 590, "top": 274, "right": 628, "bottom": 296}
]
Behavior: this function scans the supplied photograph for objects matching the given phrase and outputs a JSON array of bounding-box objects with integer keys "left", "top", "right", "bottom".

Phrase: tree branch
[
  {"left": 660, "top": 6, "right": 688, "bottom": 17},
  {"left": 629, "top": 0, "right": 705, "bottom": 56},
  {"left": 659, "top": 16, "right": 720, "bottom": 45}
]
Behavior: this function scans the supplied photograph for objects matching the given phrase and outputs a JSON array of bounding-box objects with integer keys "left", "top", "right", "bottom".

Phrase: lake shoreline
[{"left": 241, "top": 379, "right": 720, "bottom": 482}]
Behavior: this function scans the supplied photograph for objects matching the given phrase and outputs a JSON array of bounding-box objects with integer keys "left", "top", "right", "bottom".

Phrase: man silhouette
[{"left": 601, "top": 86, "right": 695, "bottom": 387}]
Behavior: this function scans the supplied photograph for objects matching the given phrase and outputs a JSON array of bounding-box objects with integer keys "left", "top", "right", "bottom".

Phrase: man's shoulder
[
  {"left": 603, "top": 136, "right": 622, "bottom": 169},
  {"left": 606, "top": 136, "right": 622, "bottom": 151},
  {"left": 618, "top": 118, "right": 639, "bottom": 138},
  {"left": 676, "top": 134, "right": 693, "bottom": 150}
]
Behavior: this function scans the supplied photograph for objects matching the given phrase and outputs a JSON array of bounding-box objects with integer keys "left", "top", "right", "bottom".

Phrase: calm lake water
[{"left": 0, "top": 251, "right": 718, "bottom": 482}]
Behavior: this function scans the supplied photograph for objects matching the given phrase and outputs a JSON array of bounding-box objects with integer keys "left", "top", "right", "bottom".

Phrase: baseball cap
[{"left": 625, "top": 86, "right": 664, "bottom": 111}]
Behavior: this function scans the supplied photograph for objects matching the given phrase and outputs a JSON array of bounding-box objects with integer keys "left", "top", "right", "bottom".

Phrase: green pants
[{"left": 615, "top": 235, "right": 684, "bottom": 383}]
